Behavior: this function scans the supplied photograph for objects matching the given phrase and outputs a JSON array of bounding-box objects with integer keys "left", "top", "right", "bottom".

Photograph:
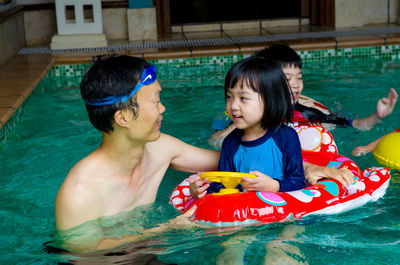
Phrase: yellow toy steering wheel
[{"left": 200, "top": 171, "right": 256, "bottom": 195}]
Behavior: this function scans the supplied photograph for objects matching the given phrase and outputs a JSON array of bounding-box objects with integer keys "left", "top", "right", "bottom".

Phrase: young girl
[{"left": 199, "top": 56, "right": 306, "bottom": 195}]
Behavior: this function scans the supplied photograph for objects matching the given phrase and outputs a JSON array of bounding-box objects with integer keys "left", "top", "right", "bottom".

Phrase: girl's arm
[
  {"left": 241, "top": 171, "right": 280, "bottom": 192},
  {"left": 279, "top": 127, "right": 307, "bottom": 191}
]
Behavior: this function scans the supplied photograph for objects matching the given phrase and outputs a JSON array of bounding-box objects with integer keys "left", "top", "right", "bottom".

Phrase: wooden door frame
[
  {"left": 310, "top": 0, "right": 335, "bottom": 27},
  {"left": 154, "top": 0, "right": 171, "bottom": 37}
]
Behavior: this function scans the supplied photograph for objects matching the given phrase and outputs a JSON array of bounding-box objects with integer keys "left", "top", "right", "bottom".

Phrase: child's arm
[
  {"left": 279, "top": 127, "right": 307, "bottom": 191},
  {"left": 188, "top": 173, "right": 210, "bottom": 199},
  {"left": 352, "top": 88, "right": 397, "bottom": 130},
  {"left": 241, "top": 171, "right": 280, "bottom": 192},
  {"left": 352, "top": 127, "right": 400, "bottom": 156},
  {"left": 351, "top": 137, "right": 383, "bottom": 156}
]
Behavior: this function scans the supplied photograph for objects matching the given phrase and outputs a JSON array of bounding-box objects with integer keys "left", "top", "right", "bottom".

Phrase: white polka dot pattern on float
[
  {"left": 295, "top": 125, "right": 337, "bottom": 155},
  {"left": 169, "top": 174, "right": 198, "bottom": 212}
]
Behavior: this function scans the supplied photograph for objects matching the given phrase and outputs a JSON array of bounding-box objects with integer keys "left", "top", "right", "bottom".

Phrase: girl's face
[{"left": 226, "top": 82, "right": 265, "bottom": 138}]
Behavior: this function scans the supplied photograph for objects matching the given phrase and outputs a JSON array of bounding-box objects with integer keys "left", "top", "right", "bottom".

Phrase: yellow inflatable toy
[{"left": 373, "top": 131, "right": 400, "bottom": 170}]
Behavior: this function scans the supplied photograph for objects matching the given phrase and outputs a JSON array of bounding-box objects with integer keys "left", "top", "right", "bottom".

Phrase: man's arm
[
  {"left": 303, "top": 161, "right": 355, "bottom": 187},
  {"left": 55, "top": 198, "right": 197, "bottom": 253},
  {"left": 352, "top": 88, "right": 398, "bottom": 130},
  {"left": 54, "top": 175, "right": 106, "bottom": 252},
  {"left": 161, "top": 134, "right": 220, "bottom": 173}
]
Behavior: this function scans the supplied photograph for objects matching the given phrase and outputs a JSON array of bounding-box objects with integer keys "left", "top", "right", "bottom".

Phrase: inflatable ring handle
[
  {"left": 200, "top": 171, "right": 256, "bottom": 179},
  {"left": 200, "top": 172, "right": 256, "bottom": 194}
]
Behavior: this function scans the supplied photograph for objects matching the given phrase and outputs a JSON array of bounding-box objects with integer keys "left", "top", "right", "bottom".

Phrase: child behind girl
[{"left": 194, "top": 56, "right": 306, "bottom": 195}]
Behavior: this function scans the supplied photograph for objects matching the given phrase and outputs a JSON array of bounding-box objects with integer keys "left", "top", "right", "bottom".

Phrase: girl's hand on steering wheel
[
  {"left": 188, "top": 173, "right": 210, "bottom": 199},
  {"left": 241, "top": 171, "right": 280, "bottom": 192}
]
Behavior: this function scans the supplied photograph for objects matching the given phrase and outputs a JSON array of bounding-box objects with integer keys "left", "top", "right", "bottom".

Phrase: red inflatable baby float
[{"left": 170, "top": 125, "right": 391, "bottom": 227}]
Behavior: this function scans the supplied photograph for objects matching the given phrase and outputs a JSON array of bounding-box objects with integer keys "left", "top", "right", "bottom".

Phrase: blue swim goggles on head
[{"left": 85, "top": 64, "right": 157, "bottom": 106}]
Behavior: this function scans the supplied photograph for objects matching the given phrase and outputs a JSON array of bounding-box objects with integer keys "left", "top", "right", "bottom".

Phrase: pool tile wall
[
  {"left": 298, "top": 45, "right": 400, "bottom": 63},
  {"left": 50, "top": 45, "right": 400, "bottom": 78},
  {"left": 1, "top": 44, "right": 400, "bottom": 133}
]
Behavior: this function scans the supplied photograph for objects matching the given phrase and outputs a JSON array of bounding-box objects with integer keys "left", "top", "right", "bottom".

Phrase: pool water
[{"left": 0, "top": 57, "right": 399, "bottom": 264}]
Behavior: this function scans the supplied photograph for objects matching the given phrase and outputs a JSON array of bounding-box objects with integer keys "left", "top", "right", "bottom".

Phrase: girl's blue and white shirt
[{"left": 218, "top": 125, "right": 305, "bottom": 192}]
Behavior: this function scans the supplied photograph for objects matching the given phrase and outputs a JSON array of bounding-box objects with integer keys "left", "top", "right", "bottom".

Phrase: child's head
[
  {"left": 80, "top": 55, "right": 155, "bottom": 133},
  {"left": 255, "top": 44, "right": 304, "bottom": 103},
  {"left": 224, "top": 56, "right": 293, "bottom": 131}
]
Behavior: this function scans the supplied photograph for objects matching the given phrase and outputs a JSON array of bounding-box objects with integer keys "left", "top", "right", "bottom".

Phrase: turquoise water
[{"left": 0, "top": 57, "right": 399, "bottom": 264}]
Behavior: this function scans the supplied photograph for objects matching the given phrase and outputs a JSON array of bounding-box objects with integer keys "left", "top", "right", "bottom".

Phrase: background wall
[
  {"left": 24, "top": 9, "right": 56, "bottom": 45},
  {"left": 0, "top": 11, "right": 25, "bottom": 65},
  {"left": 335, "top": 0, "right": 400, "bottom": 28}
]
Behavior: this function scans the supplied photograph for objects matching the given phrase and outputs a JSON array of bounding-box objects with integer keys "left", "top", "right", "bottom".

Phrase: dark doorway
[
  {"left": 155, "top": 0, "right": 334, "bottom": 36},
  {"left": 169, "top": 0, "right": 302, "bottom": 25}
]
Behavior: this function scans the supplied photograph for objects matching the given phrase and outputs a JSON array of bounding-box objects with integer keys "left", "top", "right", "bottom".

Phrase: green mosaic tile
[
  {"left": 49, "top": 45, "right": 400, "bottom": 78},
  {"left": 50, "top": 64, "right": 91, "bottom": 78}
]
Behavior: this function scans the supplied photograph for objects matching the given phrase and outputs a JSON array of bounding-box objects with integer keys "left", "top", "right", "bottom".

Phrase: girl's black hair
[
  {"left": 80, "top": 55, "right": 150, "bottom": 133},
  {"left": 255, "top": 44, "right": 302, "bottom": 69},
  {"left": 224, "top": 56, "right": 293, "bottom": 129}
]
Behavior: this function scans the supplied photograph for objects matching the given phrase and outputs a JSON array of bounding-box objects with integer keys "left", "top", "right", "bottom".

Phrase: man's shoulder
[
  {"left": 147, "top": 133, "right": 176, "bottom": 145},
  {"left": 146, "top": 133, "right": 188, "bottom": 153},
  {"left": 55, "top": 169, "right": 99, "bottom": 230},
  {"left": 57, "top": 160, "right": 96, "bottom": 205},
  {"left": 56, "top": 156, "right": 101, "bottom": 213}
]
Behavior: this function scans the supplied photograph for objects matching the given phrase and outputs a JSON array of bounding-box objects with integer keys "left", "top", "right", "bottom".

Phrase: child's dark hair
[
  {"left": 80, "top": 55, "right": 150, "bottom": 133},
  {"left": 224, "top": 56, "right": 293, "bottom": 129},
  {"left": 255, "top": 44, "right": 302, "bottom": 69}
]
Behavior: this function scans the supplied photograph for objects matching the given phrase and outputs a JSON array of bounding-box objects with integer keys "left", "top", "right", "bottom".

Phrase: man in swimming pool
[
  {"left": 55, "top": 55, "right": 220, "bottom": 253},
  {"left": 55, "top": 55, "right": 355, "bottom": 253}
]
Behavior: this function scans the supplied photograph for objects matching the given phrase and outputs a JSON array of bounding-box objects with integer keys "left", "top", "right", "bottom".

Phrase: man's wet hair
[
  {"left": 80, "top": 55, "right": 150, "bottom": 133},
  {"left": 255, "top": 44, "right": 302, "bottom": 69}
]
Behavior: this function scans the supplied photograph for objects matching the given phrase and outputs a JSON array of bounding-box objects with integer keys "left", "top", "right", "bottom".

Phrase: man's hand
[
  {"left": 165, "top": 206, "right": 199, "bottom": 229},
  {"left": 241, "top": 171, "right": 280, "bottom": 192},
  {"left": 188, "top": 173, "right": 209, "bottom": 199},
  {"left": 304, "top": 162, "right": 355, "bottom": 187},
  {"left": 376, "top": 88, "right": 398, "bottom": 119}
]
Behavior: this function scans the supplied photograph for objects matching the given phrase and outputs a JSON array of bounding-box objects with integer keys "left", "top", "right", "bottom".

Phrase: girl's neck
[{"left": 242, "top": 126, "right": 268, "bottom": 141}]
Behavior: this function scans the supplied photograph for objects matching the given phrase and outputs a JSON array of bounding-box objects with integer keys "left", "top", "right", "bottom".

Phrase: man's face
[
  {"left": 130, "top": 80, "right": 165, "bottom": 142},
  {"left": 282, "top": 66, "right": 303, "bottom": 103}
]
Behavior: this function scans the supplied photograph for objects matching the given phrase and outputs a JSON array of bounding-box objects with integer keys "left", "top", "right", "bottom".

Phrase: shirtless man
[
  {"left": 55, "top": 55, "right": 354, "bottom": 253},
  {"left": 55, "top": 56, "right": 220, "bottom": 253}
]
